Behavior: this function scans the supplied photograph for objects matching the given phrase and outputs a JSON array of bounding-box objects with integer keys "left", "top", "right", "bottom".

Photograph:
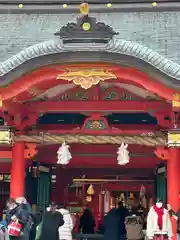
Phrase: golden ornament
[
  {"left": 18, "top": 4, "right": 23, "bottom": 8},
  {"left": 87, "top": 184, "right": 94, "bottom": 195},
  {"left": 152, "top": 2, "right": 157, "bottom": 6},
  {"left": 57, "top": 68, "right": 117, "bottom": 89},
  {"left": 62, "top": 4, "right": 68, "bottom": 8},
  {"left": 107, "top": 3, "right": 112, "bottom": 7},
  {"left": 82, "top": 22, "right": 91, "bottom": 31},
  {"left": 80, "top": 2, "right": 89, "bottom": 16}
]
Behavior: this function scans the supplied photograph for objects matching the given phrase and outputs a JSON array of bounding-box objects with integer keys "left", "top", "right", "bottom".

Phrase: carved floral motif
[
  {"left": 57, "top": 68, "right": 117, "bottom": 89},
  {"left": 85, "top": 120, "right": 106, "bottom": 130}
]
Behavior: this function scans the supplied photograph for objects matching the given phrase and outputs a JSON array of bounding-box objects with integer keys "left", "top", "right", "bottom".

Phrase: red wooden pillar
[
  {"left": 10, "top": 142, "right": 25, "bottom": 199},
  {"left": 167, "top": 148, "right": 180, "bottom": 240}
]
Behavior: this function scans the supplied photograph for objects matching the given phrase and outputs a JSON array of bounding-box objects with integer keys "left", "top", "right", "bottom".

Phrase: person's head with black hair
[
  {"left": 50, "top": 201, "right": 58, "bottom": 212},
  {"left": 6, "top": 197, "right": 17, "bottom": 210},
  {"left": 118, "top": 201, "right": 124, "bottom": 208},
  {"left": 82, "top": 208, "right": 93, "bottom": 218}
]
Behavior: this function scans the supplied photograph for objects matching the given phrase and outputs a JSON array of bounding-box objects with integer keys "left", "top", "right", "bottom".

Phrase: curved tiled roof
[{"left": 0, "top": 38, "right": 180, "bottom": 80}]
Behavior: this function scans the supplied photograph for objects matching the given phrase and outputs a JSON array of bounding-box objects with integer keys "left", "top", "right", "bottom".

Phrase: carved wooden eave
[{"left": 0, "top": 39, "right": 180, "bottom": 89}]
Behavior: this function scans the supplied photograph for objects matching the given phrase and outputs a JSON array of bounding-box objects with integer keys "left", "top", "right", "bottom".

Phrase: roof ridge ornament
[{"left": 54, "top": 2, "right": 118, "bottom": 44}]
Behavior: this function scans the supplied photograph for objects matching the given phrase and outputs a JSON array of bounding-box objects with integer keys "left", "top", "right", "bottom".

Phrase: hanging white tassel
[
  {"left": 117, "top": 143, "right": 130, "bottom": 165},
  {"left": 57, "top": 142, "right": 72, "bottom": 165}
]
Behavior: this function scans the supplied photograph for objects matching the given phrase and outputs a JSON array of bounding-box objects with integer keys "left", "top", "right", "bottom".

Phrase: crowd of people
[
  {"left": 1, "top": 197, "right": 180, "bottom": 240},
  {"left": 0, "top": 197, "right": 148, "bottom": 240}
]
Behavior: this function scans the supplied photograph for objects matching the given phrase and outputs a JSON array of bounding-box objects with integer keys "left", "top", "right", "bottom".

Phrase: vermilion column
[
  {"left": 167, "top": 148, "right": 180, "bottom": 240},
  {"left": 10, "top": 142, "right": 25, "bottom": 199}
]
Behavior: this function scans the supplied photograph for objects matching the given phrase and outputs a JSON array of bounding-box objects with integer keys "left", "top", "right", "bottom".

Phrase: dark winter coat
[
  {"left": 6, "top": 204, "right": 32, "bottom": 240},
  {"left": 104, "top": 208, "right": 128, "bottom": 240},
  {"left": 79, "top": 210, "right": 95, "bottom": 234},
  {"left": 116, "top": 207, "right": 129, "bottom": 234},
  {"left": 21, "top": 203, "right": 36, "bottom": 240},
  {"left": 39, "top": 210, "right": 64, "bottom": 240}
]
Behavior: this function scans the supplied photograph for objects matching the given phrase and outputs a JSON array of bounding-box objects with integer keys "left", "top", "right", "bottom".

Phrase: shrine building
[{"left": 0, "top": 0, "right": 180, "bottom": 236}]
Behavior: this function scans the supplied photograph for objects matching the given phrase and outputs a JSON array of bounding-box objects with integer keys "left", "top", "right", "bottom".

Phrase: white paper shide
[
  {"left": 117, "top": 143, "right": 130, "bottom": 165},
  {"left": 57, "top": 142, "right": 72, "bottom": 165}
]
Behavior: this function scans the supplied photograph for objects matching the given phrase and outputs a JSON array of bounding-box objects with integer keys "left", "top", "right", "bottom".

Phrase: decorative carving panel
[
  {"left": 57, "top": 85, "right": 142, "bottom": 101},
  {"left": 101, "top": 86, "right": 141, "bottom": 101},
  {"left": 85, "top": 120, "right": 106, "bottom": 130},
  {"left": 58, "top": 87, "right": 96, "bottom": 101}
]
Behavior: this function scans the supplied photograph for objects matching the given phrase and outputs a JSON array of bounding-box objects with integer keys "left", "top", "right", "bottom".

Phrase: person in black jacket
[
  {"left": 6, "top": 198, "right": 32, "bottom": 240},
  {"left": 167, "top": 204, "right": 180, "bottom": 240},
  {"left": 16, "top": 197, "right": 36, "bottom": 240},
  {"left": 39, "top": 202, "right": 64, "bottom": 240},
  {"left": 104, "top": 202, "right": 128, "bottom": 240},
  {"left": 79, "top": 209, "right": 95, "bottom": 234}
]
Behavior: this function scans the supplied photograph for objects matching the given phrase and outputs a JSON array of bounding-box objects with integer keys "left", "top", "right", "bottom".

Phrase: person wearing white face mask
[{"left": 146, "top": 200, "right": 173, "bottom": 240}]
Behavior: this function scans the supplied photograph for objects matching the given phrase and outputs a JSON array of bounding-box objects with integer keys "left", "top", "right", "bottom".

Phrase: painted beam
[
  {"left": 35, "top": 124, "right": 165, "bottom": 135},
  {"left": 40, "top": 156, "right": 159, "bottom": 168},
  {"left": 22, "top": 100, "right": 170, "bottom": 113},
  {"left": 37, "top": 124, "right": 159, "bottom": 130},
  {"left": 55, "top": 167, "right": 155, "bottom": 177},
  {"left": 0, "top": 150, "right": 37, "bottom": 159},
  {"left": 0, "top": 151, "right": 155, "bottom": 159},
  {"left": 29, "top": 128, "right": 159, "bottom": 136}
]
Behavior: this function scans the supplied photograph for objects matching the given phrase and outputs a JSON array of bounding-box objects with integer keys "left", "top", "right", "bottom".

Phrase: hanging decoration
[
  {"left": 117, "top": 143, "right": 130, "bottom": 165},
  {"left": 57, "top": 142, "right": 72, "bottom": 165},
  {"left": 87, "top": 184, "right": 94, "bottom": 195},
  {"left": 86, "top": 195, "right": 92, "bottom": 202}
]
